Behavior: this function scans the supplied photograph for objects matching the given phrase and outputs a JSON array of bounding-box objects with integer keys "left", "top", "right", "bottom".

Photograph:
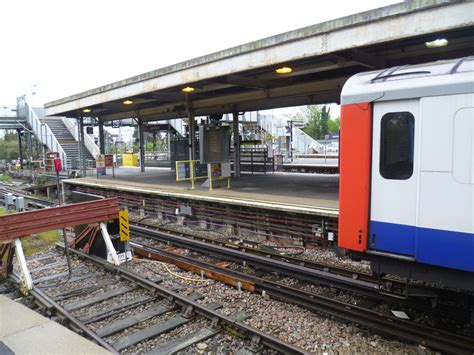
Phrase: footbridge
[{"left": 0, "top": 105, "right": 27, "bottom": 130}]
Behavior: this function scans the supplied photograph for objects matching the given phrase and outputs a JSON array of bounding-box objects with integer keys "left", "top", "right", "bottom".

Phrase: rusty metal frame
[{"left": 0, "top": 198, "right": 119, "bottom": 241}]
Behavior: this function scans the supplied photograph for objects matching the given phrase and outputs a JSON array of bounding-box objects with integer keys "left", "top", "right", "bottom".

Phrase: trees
[
  {"left": 0, "top": 130, "right": 21, "bottom": 160},
  {"left": 328, "top": 116, "right": 340, "bottom": 135},
  {"left": 297, "top": 105, "right": 340, "bottom": 140}
]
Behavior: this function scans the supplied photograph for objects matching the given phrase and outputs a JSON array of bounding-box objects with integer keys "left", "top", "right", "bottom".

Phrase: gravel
[
  {"left": 9, "top": 228, "right": 447, "bottom": 353},
  {"left": 128, "top": 252, "right": 424, "bottom": 354}
]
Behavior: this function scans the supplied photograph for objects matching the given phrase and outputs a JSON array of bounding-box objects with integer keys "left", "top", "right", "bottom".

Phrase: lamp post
[{"left": 30, "top": 84, "right": 37, "bottom": 108}]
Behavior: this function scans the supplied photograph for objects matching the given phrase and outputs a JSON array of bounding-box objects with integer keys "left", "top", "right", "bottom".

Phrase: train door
[
  {"left": 415, "top": 93, "right": 474, "bottom": 271},
  {"left": 369, "top": 99, "right": 419, "bottom": 256}
]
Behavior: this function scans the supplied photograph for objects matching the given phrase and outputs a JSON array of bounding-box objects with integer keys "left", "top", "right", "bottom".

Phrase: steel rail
[
  {"left": 57, "top": 244, "right": 308, "bottom": 355},
  {"left": 131, "top": 224, "right": 446, "bottom": 305},
  {"left": 133, "top": 222, "right": 472, "bottom": 321},
  {"left": 8, "top": 273, "right": 118, "bottom": 354},
  {"left": 130, "top": 240, "right": 474, "bottom": 355}
]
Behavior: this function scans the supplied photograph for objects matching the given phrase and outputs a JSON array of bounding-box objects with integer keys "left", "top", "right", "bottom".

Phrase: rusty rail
[
  {"left": 0, "top": 197, "right": 119, "bottom": 240},
  {"left": 132, "top": 242, "right": 256, "bottom": 292}
]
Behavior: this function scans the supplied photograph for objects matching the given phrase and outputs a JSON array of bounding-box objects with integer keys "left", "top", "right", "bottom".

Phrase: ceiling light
[
  {"left": 181, "top": 86, "right": 195, "bottom": 93},
  {"left": 82, "top": 108, "right": 92, "bottom": 113},
  {"left": 275, "top": 66, "right": 293, "bottom": 74},
  {"left": 425, "top": 38, "right": 448, "bottom": 48},
  {"left": 123, "top": 99, "right": 134, "bottom": 105}
]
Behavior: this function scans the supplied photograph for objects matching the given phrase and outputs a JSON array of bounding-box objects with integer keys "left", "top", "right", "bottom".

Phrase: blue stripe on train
[{"left": 369, "top": 220, "right": 474, "bottom": 272}]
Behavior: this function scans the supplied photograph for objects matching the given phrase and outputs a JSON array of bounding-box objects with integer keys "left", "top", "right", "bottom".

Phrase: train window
[{"left": 380, "top": 112, "right": 415, "bottom": 180}]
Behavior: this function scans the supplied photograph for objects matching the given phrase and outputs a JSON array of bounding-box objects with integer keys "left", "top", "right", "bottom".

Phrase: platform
[
  {"left": 65, "top": 167, "right": 338, "bottom": 217},
  {"left": 0, "top": 295, "right": 110, "bottom": 354}
]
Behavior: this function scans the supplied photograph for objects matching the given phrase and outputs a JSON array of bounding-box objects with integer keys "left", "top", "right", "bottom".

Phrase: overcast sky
[{"left": 1, "top": 0, "right": 400, "bottom": 108}]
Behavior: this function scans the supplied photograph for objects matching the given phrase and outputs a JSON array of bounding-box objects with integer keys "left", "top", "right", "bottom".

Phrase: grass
[
  {"left": 22, "top": 230, "right": 62, "bottom": 256},
  {"left": 0, "top": 207, "right": 13, "bottom": 216},
  {"left": 0, "top": 174, "right": 12, "bottom": 182}
]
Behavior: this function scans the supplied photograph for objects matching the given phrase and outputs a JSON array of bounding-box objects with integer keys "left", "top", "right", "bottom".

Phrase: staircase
[
  {"left": 293, "top": 127, "right": 325, "bottom": 153},
  {"left": 44, "top": 118, "right": 95, "bottom": 169}
]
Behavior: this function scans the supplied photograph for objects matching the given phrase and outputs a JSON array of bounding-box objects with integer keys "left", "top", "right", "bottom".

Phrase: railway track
[
  {"left": 130, "top": 222, "right": 473, "bottom": 321},
  {"left": 129, "top": 225, "right": 474, "bottom": 354},
  {"left": 6, "top": 246, "right": 306, "bottom": 354},
  {"left": 3, "top": 181, "right": 473, "bottom": 353},
  {"left": 0, "top": 184, "right": 57, "bottom": 209}
]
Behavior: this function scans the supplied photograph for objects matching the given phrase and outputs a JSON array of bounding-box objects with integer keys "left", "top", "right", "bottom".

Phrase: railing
[
  {"left": 176, "top": 160, "right": 230, "bottom": 191},
  {"left": 145, "top": 152, "right": 169, "bottom": 161},
  {"left": 65, "top": 158, "right": 96, "bottom": 171},
  {"left": 293, "top": 127, "right": 324, "bottom": 153},
  {"left": 0, "top": 105, "right": 23, "bottom": 119},
  {"left": 62, "top": 117, "right": 100, "bottom": 158},
  {"left": 238, "top": 146, "right": 274, "bottom": 174},
  {"left": 25, "top": 104, "right": 68, "bottom": 169},
  {"left": 167, "top": 118, "right": 185, "bottom": 136}
]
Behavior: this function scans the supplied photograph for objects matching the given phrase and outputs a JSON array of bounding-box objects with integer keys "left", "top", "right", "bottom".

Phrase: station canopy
[{"left": 44, "top": 1, "right": 474, "bottom": 122}]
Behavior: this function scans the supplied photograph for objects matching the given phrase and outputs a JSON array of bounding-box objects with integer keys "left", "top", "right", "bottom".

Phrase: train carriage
[{"left": 338, "top": 57, "right": 474, "bottom": 290}]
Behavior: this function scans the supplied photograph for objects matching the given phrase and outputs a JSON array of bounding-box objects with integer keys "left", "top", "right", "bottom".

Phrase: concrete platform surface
[
  {"left": 67, "top": 167, "right": 338, "bottom": 216},
  {"left": 0, "top": 295, "right": 110, "bottom": 355}
]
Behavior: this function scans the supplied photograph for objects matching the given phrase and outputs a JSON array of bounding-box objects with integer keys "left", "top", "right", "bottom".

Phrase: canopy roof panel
[{"left": 45, "top": 0, "right": 474, "bottom": 121}]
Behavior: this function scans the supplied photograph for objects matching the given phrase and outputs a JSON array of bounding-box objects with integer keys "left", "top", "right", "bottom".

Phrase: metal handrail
[
  {"left": 25, "top": 104, "right": 68, "bottom": 169},
  {"left": 62, "top": 117, "right": 100, "bottom": 159}
]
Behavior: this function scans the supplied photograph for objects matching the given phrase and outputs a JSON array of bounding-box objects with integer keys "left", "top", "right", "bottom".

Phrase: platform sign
[
  {"left": 105, "top": 154, "right": 114, "bottom": 167},
  {"left": 96, "top": 154, "right": 106, "bottom": 176},
  {"left": 221, "top": 162, "right": 231, "bottom": 178},
  {"left": 177, "top": 162, "right": 188, "bottom": 179},
  {"left": 119, "top": 210, "right": 130, "bottom": 241},
  {"left": 199, "top": 125, "right": 230, "bottom": 163}
]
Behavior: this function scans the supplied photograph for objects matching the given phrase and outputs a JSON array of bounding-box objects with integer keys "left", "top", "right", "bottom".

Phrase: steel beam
[
  {"left": 17, "top": 129, "right": 23, "bottom": 169},
  {"left": 233, "top": 111, "right": 240, "bottom": 178},
  {"left": 99, "top": 77, "right": 345, "bottom": 121},
  {"left": 98, "top": 119, "right": 105, "bottom": 154},
  {"left": 138, "top": 117, "right": 145, "bottom": 172},
  {"left": 0, "top": 197, "right": 119, "bottom": 241},
  {"left": 79, "top": 116, "right": 86, "bottom": 176}
]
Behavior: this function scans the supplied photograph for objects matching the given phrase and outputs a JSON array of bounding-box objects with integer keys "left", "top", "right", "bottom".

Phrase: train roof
[{"left": 341, "top": 56, "right": 474, "bottom": 105}]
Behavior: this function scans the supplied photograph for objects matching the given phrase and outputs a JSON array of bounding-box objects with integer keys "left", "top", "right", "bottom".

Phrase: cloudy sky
[{"left": 1, "top": 0, "right": 399, "bottom": 108}]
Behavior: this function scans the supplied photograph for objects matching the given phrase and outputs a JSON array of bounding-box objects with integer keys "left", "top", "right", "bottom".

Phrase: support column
[
  {"left": 15, "top": 238, "right": 33, "bottom": 291},
  {"left": 17, "top": 129, "right": 23, "bottom": 169},
  {"left": 184, "top": 94, "right": 195, "bottom": 161},
  {"left": 27, "top": 131, "right": 33, "bottom": 168},
  {"left": 290, "top": 120, "right": 294, "bottom": 162},
  {"left": 138, "top": 118, "right": 145, "bottom": 172},
  {"left": 233, "top": 111, "right": 240, "bottom": 177},
  {"left": 167, "top": 126, "right": 171, "bottom": 160},
  {"left": 79, "top": 116, "right": 86, "bottom": 177},
  {"left": 188, "top": 112, "right": 195, "bottom": 161},
  {"left": 98, "top": 119, "right": 105, "bottom": 154},
  {"left": 100, "top": 222, "right": 120, "bottom": 266}
]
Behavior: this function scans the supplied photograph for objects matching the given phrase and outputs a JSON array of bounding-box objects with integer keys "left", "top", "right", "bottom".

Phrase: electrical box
[
  {"left": 86, "top": 126, "right": 93, "bottom": 134},
  {"left": 199, "top": 125, "right": 230, "bottom": 163},
  {"left": 5, "top": 193, "right": 13, "bottom": 206},
  {"left": 15, "top": 196, "right": 25, "bottom": 212}
]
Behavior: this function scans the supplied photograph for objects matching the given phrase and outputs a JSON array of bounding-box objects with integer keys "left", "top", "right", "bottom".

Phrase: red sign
[
  {"left": 105, "top": 154, "right": 114, "bottom": 167},
  {"left": 53, "top": 158, "right": 62, "bottom": 172}
]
